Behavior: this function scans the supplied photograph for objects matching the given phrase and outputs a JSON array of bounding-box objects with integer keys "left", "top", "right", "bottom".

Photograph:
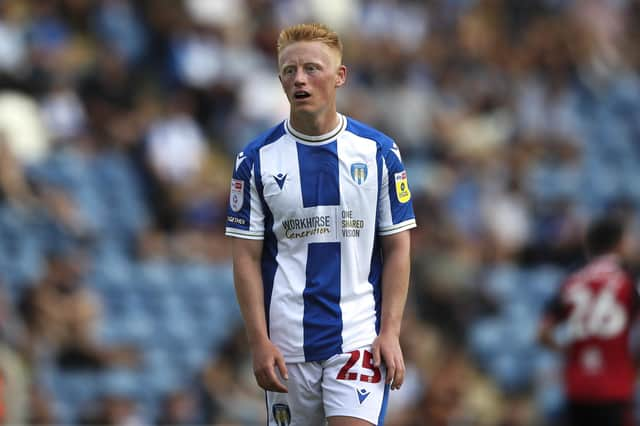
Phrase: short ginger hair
[{"left": 277, "top": 23, "right": 343, "bottom": 62}]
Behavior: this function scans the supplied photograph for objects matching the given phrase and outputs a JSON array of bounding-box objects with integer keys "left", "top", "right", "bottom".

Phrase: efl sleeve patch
[
  {"left": 394, "top": 171, "right": 411, "bottom": 203},
  {"left": 230, "top": 178, "right": 244, "bottom": 212}
]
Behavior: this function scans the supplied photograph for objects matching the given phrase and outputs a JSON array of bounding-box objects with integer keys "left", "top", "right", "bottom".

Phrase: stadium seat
[
  {"left": 142, "top": 349, "right": 186, "bottom": 395},
  {"left": 468, "top": 317, "right": 506, "bottom": 365},
  {"left": 483, "top": 263, "right": 521, "bottom": 304},
  {"left": 98, "top": 368, "right": 143, "bottom": 399},
  {"left": 487, "top": 349, "right": 534, "bottom": 392},
  {"left": 136, "top": 261, "right": 175, "bottom": 295},
  {"left": 521, "top": 266, "right": 564, "bottom": 311},
  {"left": 536, "top": 381, "right": 566, "bottom": 422}
]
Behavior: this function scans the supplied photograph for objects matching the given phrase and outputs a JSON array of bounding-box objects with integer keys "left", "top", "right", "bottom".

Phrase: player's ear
[{"left": 335, "top": 64, "right": 347, "bottom": 88}]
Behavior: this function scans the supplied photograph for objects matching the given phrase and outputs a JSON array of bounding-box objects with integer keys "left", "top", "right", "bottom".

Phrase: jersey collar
[{"left": 285, "top": 114, "right": 346, "bottom": 145}]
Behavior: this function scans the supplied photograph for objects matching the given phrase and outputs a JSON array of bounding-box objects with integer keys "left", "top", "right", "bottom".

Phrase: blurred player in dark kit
[{"left": 538, "top": 215, "right": 639, "bottom": 426}]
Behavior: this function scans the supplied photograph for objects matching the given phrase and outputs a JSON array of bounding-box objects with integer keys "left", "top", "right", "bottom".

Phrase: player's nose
[{"left": 293, "top": 68, "right": 307, "bottom": 86}]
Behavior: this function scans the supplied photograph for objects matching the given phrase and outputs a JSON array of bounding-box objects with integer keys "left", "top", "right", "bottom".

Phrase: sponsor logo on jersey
[
  {"left": 272, "top": 403, "right": 291, "bottom": 426},
  {"left": 350, "top": 163, "right": 368, "bottom": 185},
  {"left": 230, "top": 179, "right": 244, "bottom": 212},
  {"left": 282, "top": 215, "right": 332, "bottom": 239},
  {"left": 341, "top": 209, "right": 364, "bottom": 237},
  {"left": 274, "top": 173, "right": 287, "bottom": 189},
  {"left": 226, "top": 216, "right": 246, "bottom": 225},
  {"left": 356, "top": 388, "right": 371, "bottom": 404},
  {"left": 394, "top": 171, "right": 411, "bottom": 203}
]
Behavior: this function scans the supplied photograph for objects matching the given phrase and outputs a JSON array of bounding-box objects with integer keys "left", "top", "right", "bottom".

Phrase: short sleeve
[
  {"left": 377, "top": 143, "right": 417, "bottom": 236},
  {"left": 225, "top": 150, "right": 265, "bottom": 240}
]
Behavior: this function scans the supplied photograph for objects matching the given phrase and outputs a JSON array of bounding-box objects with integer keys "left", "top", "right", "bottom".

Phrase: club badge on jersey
[{"left": 350, "top": 163, "right": 368, "bottom": 185}]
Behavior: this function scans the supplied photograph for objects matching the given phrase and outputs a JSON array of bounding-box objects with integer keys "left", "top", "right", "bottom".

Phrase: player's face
[{"left": 278, "top": 41, "right": 346, "bottom": 118}]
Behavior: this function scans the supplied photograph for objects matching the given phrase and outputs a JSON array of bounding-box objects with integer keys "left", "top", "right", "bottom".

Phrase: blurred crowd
[{"left": 0, "top": 0, "right": 639, "bottom": 424}]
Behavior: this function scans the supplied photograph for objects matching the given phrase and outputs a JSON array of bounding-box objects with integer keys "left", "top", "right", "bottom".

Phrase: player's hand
[
  {"left": 372, "top": 332, "right": 405, "bottom": 391},
  {"left": 251, "top": 339, "right": 288, "bottom": 393}
]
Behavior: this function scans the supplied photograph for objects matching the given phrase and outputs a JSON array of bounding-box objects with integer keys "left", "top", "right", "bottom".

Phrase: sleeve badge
[
  {"left": 394, "top": 171, "right": 411, "bottom": 203},
  {"left": 230, "top": 179, "right": 244, "bottom": 212}
]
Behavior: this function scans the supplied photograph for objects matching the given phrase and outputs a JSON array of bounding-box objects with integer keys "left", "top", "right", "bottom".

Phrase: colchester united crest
[
  {"left": 350, "top": 163, "right": 368, "bottom": 185},
  {"left": 272, "top": 403, "right": 291, "bottom": 426}
]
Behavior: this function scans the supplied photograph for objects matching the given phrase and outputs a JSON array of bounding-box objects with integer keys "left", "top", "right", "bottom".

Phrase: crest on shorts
[
  {"left": 350, "top": 163, "right": 368, "bottom": 185},
  {"left": 272, "top": 403, "right": 291, "bottom": 426}
]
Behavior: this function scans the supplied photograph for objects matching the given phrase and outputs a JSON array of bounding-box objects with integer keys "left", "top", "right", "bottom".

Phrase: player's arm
[
  {"left": 231, "top": 237, "right": 288, "bottom": 392},
  {"left": 537, "top": 314, "right": 563, "bottom": 351},
  {"left": 372, "top": 229, "right": 411, "bottom": 390},
  {"left": 537, "top": 290, "right": 566, "bottom": 351}
]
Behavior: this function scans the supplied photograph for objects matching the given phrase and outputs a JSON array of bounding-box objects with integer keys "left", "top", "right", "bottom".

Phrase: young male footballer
[{"left": 225, "top": 23, "right": 416, "bottom": 426}]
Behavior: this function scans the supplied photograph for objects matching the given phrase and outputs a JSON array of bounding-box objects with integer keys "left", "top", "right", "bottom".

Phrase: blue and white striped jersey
[{"left": 226, "top": 114, "right": 416, "bottom": 363}]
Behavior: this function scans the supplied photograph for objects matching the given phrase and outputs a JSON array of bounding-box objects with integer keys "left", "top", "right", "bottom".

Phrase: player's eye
[
  {"left": 305, "top": 64, "right": 319, "bottom": 73},
  {"left": 282, "top": 67, "right": 295, "bottom": 76}
]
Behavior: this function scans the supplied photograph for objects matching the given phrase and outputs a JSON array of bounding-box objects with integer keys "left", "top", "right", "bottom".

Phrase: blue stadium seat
[
  {"left": 98, "top": 368, "right": 143, "bottom": 399},
  {"left": 487, "top": 348, "right": 535, "bottom": 392},
  {"left": 483, "top": 263, "right": 521, "bottom": 304},
  {"left": 7, "top": 234, "right": 44, "bottom": 287},
  {"left": 72, "top": 185, "right": 108, "bottom": 233},
  {"left": 52, "top": 399, "right": 75, "bottom": 426},
  {"left": 535, "top": 381, "right": 566, "bottom": 424},
  {"left": 521, "top": 266, "right": 564, "bottom": 311},
  {"left": 504, "top": 310, "right": 538, "bottom": 352},
  {"left": 27, "top": 149, "right": 91, "bottom": 191},
  {"left": 90, "top": 153, "right": 149, "bottom": 236},
  {"left": 142, "top": 349, "right": 186, "bottom": 394},
  {"left": 99, "top": 306, "right": 155, "bottom": 345},
  {"left": 50, "top": 370, "right": 102, "bottom": 408},
  {"left": 531, "top": 349, "right": 562, "bottom": 381},
  {"left": 176, "top": 345, "right": 210, "bottom": 375},
  {"left": 136, "top": 260, "right": 175, "bottom": 295},
  {"left": 468, "top": 317, "right": 506, "bottom": 365},
  {"left": 207, "top": 263, "right": 236, "bottom": 298},
  {"left": 173, "top": 263, "right": 214, "bottom": 297},
  {"left": 91, "top": 251, "right": 133, "bottom": 292}
]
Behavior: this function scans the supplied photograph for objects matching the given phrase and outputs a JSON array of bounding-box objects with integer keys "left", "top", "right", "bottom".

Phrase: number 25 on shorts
[{"left": 336, "top": 350, "right": 381, "bottom": 383}]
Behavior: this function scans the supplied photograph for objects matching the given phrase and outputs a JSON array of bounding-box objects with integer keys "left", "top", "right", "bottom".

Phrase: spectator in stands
[
  {"left": 0, "top": 135, "right": 37, "bottom": 209},
  {"left": 77, "top": 392, "right": 144, "bottom": 426},
  {"left": 141, "top": 90, "right": 208, "bottom": 233},
  {"left": 25, "top": 385, "right": 56, "bottom": 426},
  {"left": 36, "top": 182, "right": 95, "bottom": 249},
  {"left": 155, "top": 388, "right": 201, "bottom": 426},
  {"left": 0, "top": 281, "right": 28, "bottom": 424},
  {"left": 199, "top": 326, "right": 265, "bottom": 425},
  {"left": 39, "top": 74, "right": 87, "bottom": 144},
  {"left": 0, "top": 91, "right": 50, "bottom": 165},
  {"left": 19, "top": 250, "right": 138, "bottom": 370}
]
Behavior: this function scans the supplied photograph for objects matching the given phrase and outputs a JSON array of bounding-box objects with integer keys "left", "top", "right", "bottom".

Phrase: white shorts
[{"left": 266, "top": 347, "right": 390, "bottom": 426}]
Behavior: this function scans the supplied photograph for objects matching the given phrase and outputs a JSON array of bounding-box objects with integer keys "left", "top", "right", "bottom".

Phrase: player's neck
[{"left": 289, "top": 111, "right": 340, "bottom": 137}]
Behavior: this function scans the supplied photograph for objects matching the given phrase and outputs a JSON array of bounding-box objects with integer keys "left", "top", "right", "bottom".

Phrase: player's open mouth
[{"left": 294, "top": 91, "right": 311, "bottom": 99}]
